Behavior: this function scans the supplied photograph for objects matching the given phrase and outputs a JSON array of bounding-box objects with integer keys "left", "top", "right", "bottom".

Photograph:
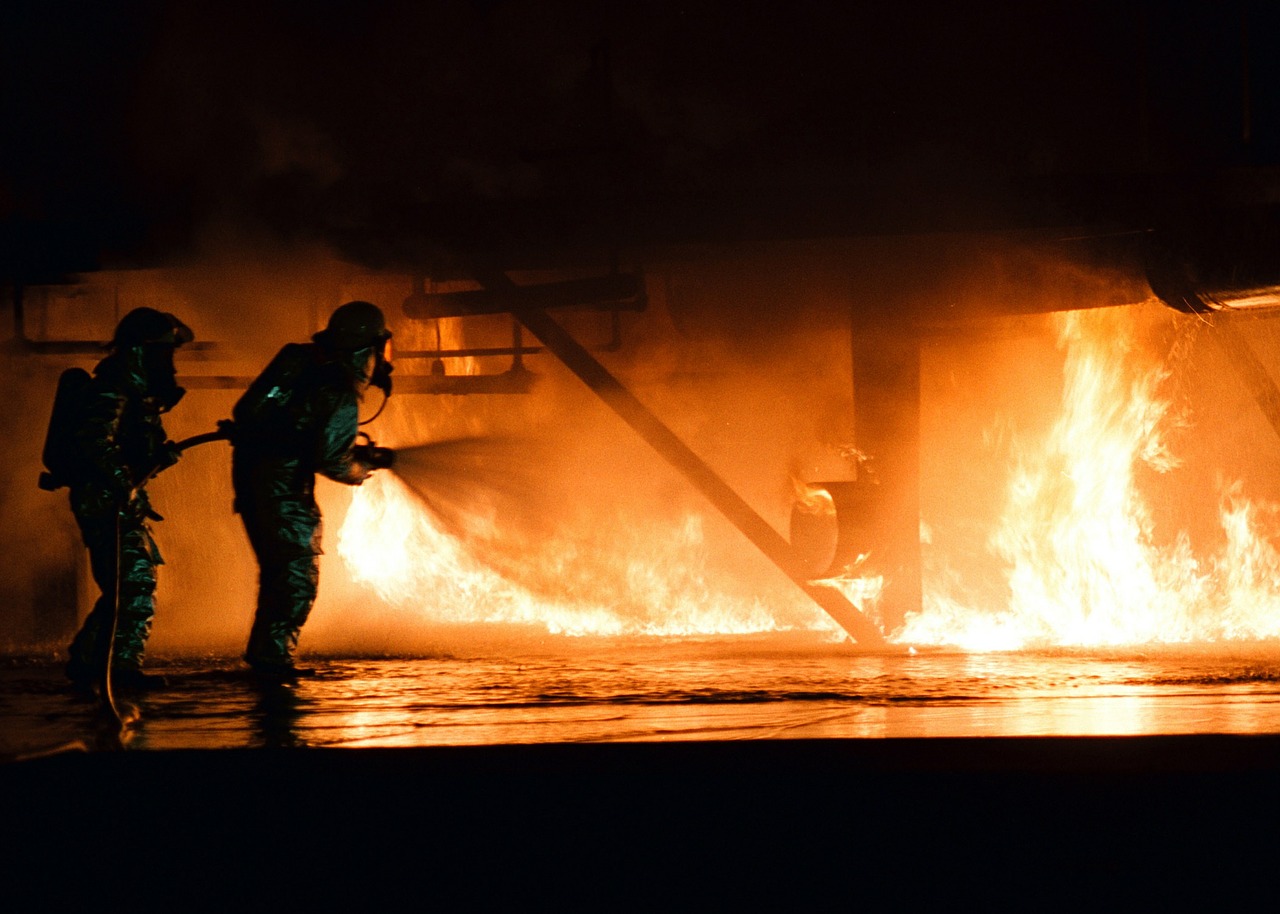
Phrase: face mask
[
  {"left": 141, "top": 343, "right": 185, "bottom": 411},
  {"left": 371, "top": 338, "right": 394, "bottom": 396},
  {"left": 353, "top": 339, "right": 393, "bottom": 395}
]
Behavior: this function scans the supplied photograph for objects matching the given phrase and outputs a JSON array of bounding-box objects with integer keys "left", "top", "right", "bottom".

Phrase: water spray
[{"left": 366, "top": 434, "right": 567, "bottom": 541}]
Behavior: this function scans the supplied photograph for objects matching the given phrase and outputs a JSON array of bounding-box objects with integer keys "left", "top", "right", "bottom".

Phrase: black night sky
[{"left": 3, "top": 0, "right": 1279, "bottom": 279}]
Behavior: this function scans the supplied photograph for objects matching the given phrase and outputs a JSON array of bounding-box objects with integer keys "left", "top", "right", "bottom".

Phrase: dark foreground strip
[{"left": 5, "top": 737, "right": 1279, "bottom": 910}]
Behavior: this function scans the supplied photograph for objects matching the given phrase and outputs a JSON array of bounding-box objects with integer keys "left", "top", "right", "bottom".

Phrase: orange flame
[
  {"left": 902, "top": 306, "right": 1280, "bottom": 650},
  {"left": 337, "top": 473, "right": 827, "bottom": 637},
  {"left": 339, "top": 304, "right": 1280, "bottom": 649}
]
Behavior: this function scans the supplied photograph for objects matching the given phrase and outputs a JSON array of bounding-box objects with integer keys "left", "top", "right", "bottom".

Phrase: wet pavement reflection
[{"left": 7, "top": 638, "right": 1280, "bottom": 754}]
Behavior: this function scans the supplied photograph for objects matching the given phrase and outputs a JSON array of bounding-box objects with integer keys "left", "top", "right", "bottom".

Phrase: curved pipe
[
  {"left": 790, "top": 481, "right": 880, "bottom": 580},
  {"left": 1146, "top": 210, "right": 1280, "bottom": 314}
]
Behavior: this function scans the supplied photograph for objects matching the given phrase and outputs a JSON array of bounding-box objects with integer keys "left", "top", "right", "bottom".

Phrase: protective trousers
[
  {"left": 67, "top": 516, "right": 159, "bottom": 675},
  {"left": 240, "top": 504, "right": 322, "bottom": 668}
]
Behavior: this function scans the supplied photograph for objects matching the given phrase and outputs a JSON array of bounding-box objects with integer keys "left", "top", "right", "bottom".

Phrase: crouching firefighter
[
  {"left": 230, "top": 300, "right": 395, "bottom": 679},
  {"left": 47, "top": 307, "right": 194, "bottom": 690}
]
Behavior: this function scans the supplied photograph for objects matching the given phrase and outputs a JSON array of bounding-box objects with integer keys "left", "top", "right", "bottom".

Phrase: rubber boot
[{"left": 244, "top": 552, "right": 319, "bottom": 679}]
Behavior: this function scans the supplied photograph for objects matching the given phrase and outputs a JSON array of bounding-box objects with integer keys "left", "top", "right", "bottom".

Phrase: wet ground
[
  {"left": 7, "top": 638, "right": 1280, "bottom": 909},
  {"left": 8, "top": 637, "right": 1280, "bottom": 754}
]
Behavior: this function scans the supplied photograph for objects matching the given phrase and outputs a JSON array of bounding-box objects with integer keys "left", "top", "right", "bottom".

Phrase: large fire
[
  {"left": 901, "top": 306, "right": 1280, "bottom": 650},
  {"left": 338, "top": 305, "right": 1280, "bottom": 649},
  {"left": 337, "top": 473, "right": 816, "bottom": 637}
]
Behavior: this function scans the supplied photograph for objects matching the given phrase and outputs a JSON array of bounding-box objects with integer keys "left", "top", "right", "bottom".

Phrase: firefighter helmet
[
  {"left": 313, "top": 301, "right": 391, "bottom": 351},
  {"left": 109, "top": 307, "right": 194, "bottom": 349}
]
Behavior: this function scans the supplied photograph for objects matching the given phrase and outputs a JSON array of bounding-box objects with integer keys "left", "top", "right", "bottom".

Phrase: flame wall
[{"left": 4, "top": 230, "right": 1280, "bottom": 657}]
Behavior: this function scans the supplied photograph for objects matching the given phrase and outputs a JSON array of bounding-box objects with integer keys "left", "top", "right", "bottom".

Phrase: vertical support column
[
  {"left": 852, "top": 321, "right": 922, "bottom": 634},
  {"left": 460, "top": 268, "right": 886, "bottom": 644}
]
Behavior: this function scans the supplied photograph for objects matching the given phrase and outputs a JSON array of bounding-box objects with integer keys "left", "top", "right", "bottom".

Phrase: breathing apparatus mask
[
  {"left": 368, "top": 334, "right": 394, "bottom": 397},
  {"left": 110, "top": 307, "right": 194, "bottom": 412},
  {"left": 142, "top": 342, "right": 187, "bottom": 412},
  {"left": 314, "top": 301, "right": 394, "bottom": 397}
]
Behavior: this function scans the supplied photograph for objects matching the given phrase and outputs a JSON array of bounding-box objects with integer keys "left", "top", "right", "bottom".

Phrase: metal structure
[{"left": 406, "top": 268, "right": 888, "bottom": 646}]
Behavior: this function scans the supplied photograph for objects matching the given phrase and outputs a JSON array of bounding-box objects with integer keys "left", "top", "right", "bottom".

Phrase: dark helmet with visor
[
  {"left": 314, "top": 301, "right": 394, "bottom": 395},
  {"left": 110, "top": 307, "right": 195, "bottom": 350},
  {"left": 313, "top": 301, "right": 391, "bottom": 352}
]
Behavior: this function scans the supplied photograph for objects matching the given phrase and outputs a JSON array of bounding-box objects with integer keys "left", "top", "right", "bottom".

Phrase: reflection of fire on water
[{"left": 339, "top": 305, "right": 1280, "bottom": 649}]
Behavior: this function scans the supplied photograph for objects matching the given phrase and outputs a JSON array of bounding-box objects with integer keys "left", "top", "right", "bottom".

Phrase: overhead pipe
[
  {"left": 1146, "top": 205, "right": 1280, "bottom": 314},
  {"left": 10, "top": 282, "right": 223, "bottom": 357},
  {"left": 393, "top": 368, "right": 537, "bottom": 395},
  {"left": 396, "top": 312, "right": 622, "bottom": 362},
  {"left": 11, "top": 284, "right": 114, "bottom": 355},
  {"left": 404, "top": 272, "right": 645, "bottom": 319},
  {"left": 11, "top": 284, "right": 516, "bottom": 394},
  {"left": 1144, "top": 205, "right": 1280, "bottom": 441}
]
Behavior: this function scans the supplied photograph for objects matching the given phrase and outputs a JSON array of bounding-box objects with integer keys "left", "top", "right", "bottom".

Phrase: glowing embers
[
  {"left": 903, "top": 306, "right": 1280, "bottom": 650},
  {"left": 337, "top": 473, "right": 819, "bottom": 637}
]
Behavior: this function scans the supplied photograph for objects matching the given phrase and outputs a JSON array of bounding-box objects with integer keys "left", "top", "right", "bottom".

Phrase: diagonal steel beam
[
  {"left": 474, "top": 272, "right": 885, "bottom": 645},
  {"left": 1211, "top": 318, "right": 1280, "bottom": 439}
]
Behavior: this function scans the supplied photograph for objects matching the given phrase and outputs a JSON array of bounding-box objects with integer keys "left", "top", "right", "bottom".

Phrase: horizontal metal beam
[
  {"left": 403, "top": 273, "right": 645, "bottom": 319},
  {"left": 392, "top": 368, "right": 537, "bottom": 395},
  {"left": 177, "top": 369, "right": 538, "bottom": 395}
]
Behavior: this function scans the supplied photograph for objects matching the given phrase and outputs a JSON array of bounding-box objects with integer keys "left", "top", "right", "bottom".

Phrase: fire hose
[
  {"left": 97, "top": 422, "right": 235, "bottom": 731},
  {"left": 95, "top": 420, "right": 391, "bottom": 729}
]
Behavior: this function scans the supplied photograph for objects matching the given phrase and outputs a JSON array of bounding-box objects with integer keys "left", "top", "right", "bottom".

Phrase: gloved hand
[
  {"left": 216, "top": 418, "right": 238, "bottom": 444},
  {"left": 154, "top": 440, "right": 183, "bottom": 473},
  {"left": 366, "top": 445, "right": 396, "bottom": 470},
  {"left": 118, "top": 493, "right": 163, "bottom": 522},
  {"left": 353, "top": 444, "right": 396, "bottom": 470}
]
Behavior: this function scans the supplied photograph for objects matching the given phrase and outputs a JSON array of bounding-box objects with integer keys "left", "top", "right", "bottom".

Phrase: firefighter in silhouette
[
  {"left": 62, "top": 307, "right": 194, "bottom": 689},
  {"left": 231, "top": 301, "right": 395, "bottom": 679}
]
